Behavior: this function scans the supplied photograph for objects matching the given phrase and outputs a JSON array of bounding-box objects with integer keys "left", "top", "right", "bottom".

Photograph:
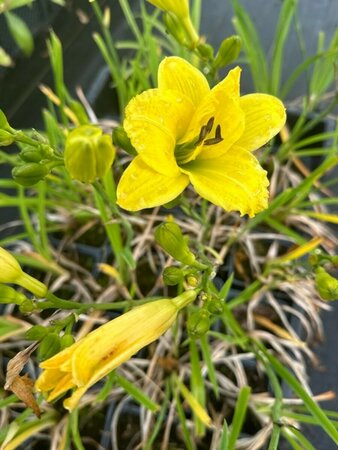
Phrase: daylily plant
[
  {"left": 117, "top": 57, "right": 286, "bottom": 217},
  {"left": 35, "top": 290, "right": 197, "bottom": 410}
]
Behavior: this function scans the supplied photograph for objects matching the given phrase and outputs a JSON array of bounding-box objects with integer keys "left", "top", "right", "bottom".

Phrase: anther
[
  {"left": 205, "top": 117, "right": 214, "bottom": 134},
  {"left": 204, "top": 124, "right": 223, "bottom": 145}
]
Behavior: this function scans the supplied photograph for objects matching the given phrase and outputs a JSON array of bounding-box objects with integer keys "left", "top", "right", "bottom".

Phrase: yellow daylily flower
[
  {"left": 117, "top": 57, "right": 286, "bottom": 217},
  {"left": 35, "top": 290, "right": 197, "bottom": 411}
]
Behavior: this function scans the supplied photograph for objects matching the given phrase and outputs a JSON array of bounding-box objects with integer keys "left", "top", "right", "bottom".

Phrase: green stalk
[
  {"left": 93, "top": 182, "right": 127, "bottom": 283},
  {"left": 69, "top": 409, "right": 85, "bottom": 450},
  {"left": 37, "top": 181, "right": 50, "bottom": 259}
]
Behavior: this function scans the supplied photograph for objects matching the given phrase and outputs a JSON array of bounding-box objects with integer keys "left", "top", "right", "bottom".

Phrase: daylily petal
[
  {"left": 158, "top": 56, "right": 210, "bottom": 107},
  {"left": 234, "top": 93, "right": 286, "bottom": 151},
  {"left": 63, "top": 386, "right": 88, "bottom": 411},
  {"left": 39, "top": 341, "right": 81, "bottom": 370},
  {"left": 124, "top": 88, "right": 193, "bottom": 176},
  {"left": 35, "top": 368, "right": 66, "bottom": 392},
  {"left": 179, "top": 67, "right": 244, "bottom": 161},
  {"left": 117, "top": 156, "right": 189, "bottom": 211},
  {"left": 47, "top": 374, "right": 75, "bottom": 402},
  {"left": 182, "top": 145, "right": 269, "bottom": 217},
  {"left": 212, "top": 66, "right": 241, "bottom": 99}
]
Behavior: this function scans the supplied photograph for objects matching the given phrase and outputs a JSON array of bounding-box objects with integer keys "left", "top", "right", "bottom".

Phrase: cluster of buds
[{"left": 155, "top": 220, "right": 225, "bottom": 338}]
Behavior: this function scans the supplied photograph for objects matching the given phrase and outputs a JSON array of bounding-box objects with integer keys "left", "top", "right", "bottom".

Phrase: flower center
[{"left": 174, "top": 116, "right": 223, "bottom": 165}]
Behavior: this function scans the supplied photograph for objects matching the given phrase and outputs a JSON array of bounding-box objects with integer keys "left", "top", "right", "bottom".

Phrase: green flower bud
[
  {"left": 188, "top": 310, "right": 210, "bottom": 338},
  {"left": 19, "top": 145, "right": 43, "bottom": 163},
  {"left": 0, "top": 247, "right": 47, "bottom": 297},
  {"left": 60, "top": 334, "right": 75, "bottom": 349},
  {"left": 38, "top": 333, "right": 61, "bottom": 361},
  {"left": 64, "top": 125, "right": 116, "bottom": 183},
  {"left": 112, "top": 126, "right": 137, "bottom": 156},
  {"left": 155, "top": 222, "right": 196, "bottom": 266},
  {"left": 0, "top": 109, "right": 10, "bottom": 129},
  {"left": 12, "top": 162, "right": 49, "bottom": 186},
  {"left": 25, "top": 325, "right": 48, "bottom": 341},
  {"left": 0, "top": 129, "right": 14, "bottom": 146},
  {"left": 19, "top": 299, "right": 35, "bottom": 313},
  {"left": 186, "top": 275, "right": 200, "bottom": 287},
  {"left": 206, "top": 297, "right": 224, "bottom": 315},
  {"left": 315, "top": 267, "right": 338, "bottom": 301},
  {"left": 0, "top": 284, "right": 27, "bottom": 305},
  {"left": 163, "top": 12, "right": 187, "bottom": 46},
  {"left": 197, "top": 42, "right": 214, "bottom": 60},
  {"left": 163, "top": 266, "right": 184, "bottom": 285},
  {"left": 213, "top": 35, "right": 241, "bottom": 70}
]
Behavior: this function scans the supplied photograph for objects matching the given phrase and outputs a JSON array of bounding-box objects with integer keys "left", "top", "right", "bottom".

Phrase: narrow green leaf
[
  {"left": 4, "top": 11, "right": 34, "bottom": 56},
  {"left": 172, "top": 376, "right": 197, "bottom": 450},
  {"left": 256, "top": 342, "right": 338, "bottom": 444},
  {"left": 228, "top": 386, "right": 251, "bottom": 450},
  {"left": 231, "top": 0, "right": 269, "bottom": 91},
  {"left": 115, "top": 373, "right": 160, "bottom": 412},
  {"left": 189, "top": 339, "right": 206, "bottom": 436},
  {"left": 218, "top": 420, "right": 229, "bottom": 450},
  {"left": 200, "top": 335, "right": 219, "bottom": 398},
  {"left": 270, "top": 0, "right": 296, "bottom": 94}
]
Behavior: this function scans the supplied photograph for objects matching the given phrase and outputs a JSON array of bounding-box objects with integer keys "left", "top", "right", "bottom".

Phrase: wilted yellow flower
[
  {"left": 0, "top": 247, "right": 47, "bottom": 298},
  {"left": 64, "top": 125, "right": 116, "bottom": 183},
  {"left": 35, "top": 290, "right": 197, "bottom": 410},
  {"left": 147, "top": 0, "right": 189, "bottom": 20},
  {"left": 117, "top": 57, "right": 286, "bottom": 217}
]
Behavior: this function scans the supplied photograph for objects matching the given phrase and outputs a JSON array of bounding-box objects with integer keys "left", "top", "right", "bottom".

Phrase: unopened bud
[
  {"left": 25, "top": 325, "right": 48, "bottom": 341},
  {"left": 64, "top": 125, "right": 116, "bottom": 183},
  {"left": 113, "top": 126, "right": 137, "bottom": 156},
  {"left": 163, "top": 12, "right": 187, "bottom": 45},
  {"left": 0, "top": 284, "right": 26, "bottom": 305},
  {"left": 0, "top": 109, "right": 11, "bottom": 130},
  {"left": 187, "top": 310, "right": 210, "bottom": 338},
  {"left": 186, "top": 275, "right": 199, "bottom": 288},
  {"left": 315, "top": 267, "right": 338, "bottom": 301},
  {"left": 12, "top": 162, "right": 49, "bottom": 186},
  {"left": 155, "top": 222, "right": 196, "bottom": 266},
  {"left": 19, "top": 145, "right": 43, "bottom": 163},
  {"left": 19, "top": 299, "right": 35, "bottom": 313},
  {"left": 163, "top": 266, "right": 184, "bottom": 286},
  {"left": 0, "top": 247, "right": 48, "bottom": 297},
  {"left": 213, "top": 35, "right": 241, "bottom": 70},
  {"left": 0, "top": 129, "right": 14, "bottom": 146},
  {"left": 38, "top": 333, "right": 61, "bottom": 361},
  {"left": 60, "top": 334, "right": 75, "bottom": 349},
  {"left": 197, "top": 42, "right": 214, "bottom": 60},
  {"left": 206, "top": 297, "right": 224, "bottom": 315}
]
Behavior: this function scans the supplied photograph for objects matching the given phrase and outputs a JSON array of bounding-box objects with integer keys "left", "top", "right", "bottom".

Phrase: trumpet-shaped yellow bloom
[
  {"left": 35, "top": 290, "right": 197, "bottom": 410},
  {"left": 117, "top": 57, "right": 286, "bottom": 217}
]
